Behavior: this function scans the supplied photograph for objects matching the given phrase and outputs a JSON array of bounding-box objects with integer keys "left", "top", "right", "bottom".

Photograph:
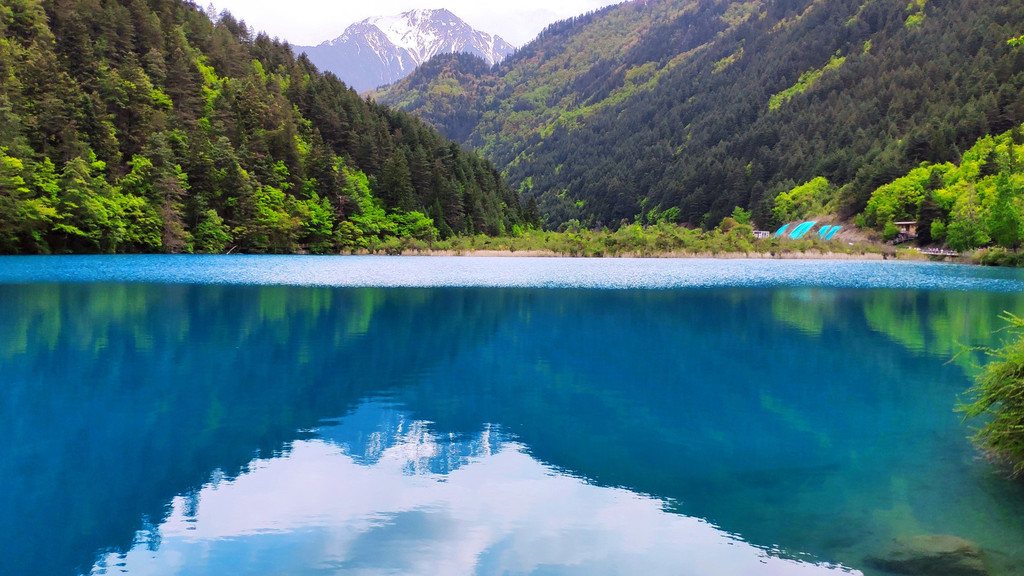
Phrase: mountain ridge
[
  {"left": 297, "top": 9, "right": 515, "bottom": 93},
  {"left": 378, "top": 0, "right": 1024, "bottom": 229}
]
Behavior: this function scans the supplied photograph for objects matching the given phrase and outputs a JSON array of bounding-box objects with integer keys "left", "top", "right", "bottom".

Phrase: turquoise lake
[{"left": 3, "top": 256, "right": 1024, "bottom": 575}]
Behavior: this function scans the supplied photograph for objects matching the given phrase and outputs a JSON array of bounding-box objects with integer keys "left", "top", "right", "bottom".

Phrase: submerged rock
[{"left": 865, "top": 534, "right": 988, "bottom": 576}]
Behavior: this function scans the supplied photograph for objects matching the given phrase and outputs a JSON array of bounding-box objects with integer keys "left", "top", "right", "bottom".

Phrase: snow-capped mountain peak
[
  {"left": 299, "top": 8, "right": 516, "bottom": 93},
  {"left": 367, "top": 11, "right": 443, "bottom": 61}
]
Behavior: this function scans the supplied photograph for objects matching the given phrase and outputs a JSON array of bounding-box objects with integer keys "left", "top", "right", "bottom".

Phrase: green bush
[
  {"left": 883, "top": 221, "right": 899, "bottom": 241},
  {"left": 959, "top": 313, "right": 1024, "bottom": 476},
  {"left": 978, "top": 248, "right": 1024, "bottom": 267}
]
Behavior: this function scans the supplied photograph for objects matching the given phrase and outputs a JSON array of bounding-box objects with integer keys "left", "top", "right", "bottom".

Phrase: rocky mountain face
[{"left": 296, "top": 9, "right": 515, "bottom": 92}]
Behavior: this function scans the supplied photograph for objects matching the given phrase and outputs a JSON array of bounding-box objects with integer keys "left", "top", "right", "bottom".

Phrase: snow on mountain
[{"left": 297, "top": 9, "right": 516, "bottom": 93}]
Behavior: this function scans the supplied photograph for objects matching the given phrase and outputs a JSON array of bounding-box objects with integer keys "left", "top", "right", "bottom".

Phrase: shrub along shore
[
  {"left": 338, "top": 225, "right": 1024, "bottom": 266},
  {"left": 335, "top": 224, "right": 971, "bottom": 262},
  {"left": 960, "top": 313, "right": 1024, "bottom": 477}
]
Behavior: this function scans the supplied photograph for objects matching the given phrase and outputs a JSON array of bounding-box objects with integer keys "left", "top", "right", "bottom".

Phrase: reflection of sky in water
[
  {"left": 91, "top": 402, "right": 859, "bottom": 576},
  {"left": 2, "top": 280, "right": 1017, "bottom": 576}
]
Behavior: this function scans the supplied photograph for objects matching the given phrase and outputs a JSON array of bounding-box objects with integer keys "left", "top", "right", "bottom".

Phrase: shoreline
[
  {"left": 363, "top": 248, "right": 957, "bottom": 262},
  {"left": 0, "top": 246, "right": 979, "bottom": 264}
]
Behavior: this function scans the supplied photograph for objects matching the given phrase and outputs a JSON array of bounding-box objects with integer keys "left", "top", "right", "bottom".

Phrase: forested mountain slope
[
  {"left": 377, "top": 0, "right": 1024, "bottom": 229},
  {"left": 0, "top": 0, "right": 528, "bottom": 254}
]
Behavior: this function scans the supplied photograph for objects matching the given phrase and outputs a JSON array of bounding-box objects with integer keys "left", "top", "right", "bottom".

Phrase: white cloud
[{"left": 91, "top": 404, "right": 861, "bottom": 576}]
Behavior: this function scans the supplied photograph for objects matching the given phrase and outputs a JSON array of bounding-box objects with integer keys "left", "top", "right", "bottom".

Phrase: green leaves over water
[{"left": 960, "top": 313, "right": 1024, "bottom": 476}]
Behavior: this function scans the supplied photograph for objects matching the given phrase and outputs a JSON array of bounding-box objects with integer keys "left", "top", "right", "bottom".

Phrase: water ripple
[{"left": 2, "top": 255, "right": 1023, "bottom": 292}]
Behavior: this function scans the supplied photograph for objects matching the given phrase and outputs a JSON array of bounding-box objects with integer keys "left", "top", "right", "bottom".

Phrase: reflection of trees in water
[
  {"left": 768, "top": 288, "right": 1024, "bottom": 368},
  {"left": 2, "top": 285, "right": 1023, "bottom": 575},
  {"left": 0, "top": 284, "right": 514, "bottom": 576},
  {"left": 400, "top": 288, "right": 1024, "bottom": 569},
  {"left": 859, "top": 290, "right": 1024, "bottom": 371}
]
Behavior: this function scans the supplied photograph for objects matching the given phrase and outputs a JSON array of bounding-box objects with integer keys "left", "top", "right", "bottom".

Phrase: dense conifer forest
[
  {"left": 0, "top": 0, "right": 531, "bottom": 254},
  {"left": 378, "top": 0, "right": 1024, "bottom": 232}
]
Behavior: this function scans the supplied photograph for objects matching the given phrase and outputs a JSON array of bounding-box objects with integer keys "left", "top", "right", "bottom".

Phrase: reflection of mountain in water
[
  {"left": 93, "top": 400, "right": 858, "bottom": 576},
  {"left": 2, "top": 284, "right": 1024, "bottom": 575},
  {"left": 317, "top": 402, "right": 505, "bottom": 476},
  {"left": 394, "top": 289, "right": 1024, "bottom": 567},
  {"left": 0, "top": 285, "right": 517, "bottom": 576}
]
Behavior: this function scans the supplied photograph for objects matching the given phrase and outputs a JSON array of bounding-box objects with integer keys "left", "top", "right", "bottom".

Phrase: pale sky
[{"left": 208, "top": 1, "right": 622, "bottom": 47}]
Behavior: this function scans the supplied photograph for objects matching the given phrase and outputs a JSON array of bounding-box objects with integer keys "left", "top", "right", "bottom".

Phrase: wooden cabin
[
  {"left": 892, "top": 221, "right": 918, "bottom": 245},
  {"left": 895, "top": 221, "right": 918, "bottom": 237}
]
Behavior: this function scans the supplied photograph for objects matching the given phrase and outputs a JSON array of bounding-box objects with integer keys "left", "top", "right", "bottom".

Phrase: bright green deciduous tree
[
  {"left": 117, "top": 155, "right": 162, "bottom": 252},
  {"left": 772, "top": 177, "right": 832, "bottom": 224},
  {"left": 881, "top": 220, "right": 898, "bottom": 241},
  {"left": 946, "top": 184, "right": 991, "bottom": 251},
  {"left": 988, "top": 175, "right": 1022, "bottom": 249},
  {"left": 296, "top": 193, "right": 336, "bottom": 254},
  {"left": 193, "top": 209, "right": 232, "bottom": 253},
  {"left": 235, "top": 185, "right": 301, "bottom": 253},
  {"left": 730, "top": 206, "right": 752, "bottom": 226},
  {"left": 54, "top": 154, "right": 126, "bottom": 253},
  {"left": 0, "top": 148, "right": 58, "bottom": 253},
  {"left": 344, "top": 168, "right": 397, "bottom": 239},
  {"left": 118, "top": 193, "right": 162, "bottom": 251},
  {"left": 389, "top": 210, "right": 437, "bottom": 242},
  {"left": 862, "top": 166, "right": 938, "bottom": 228},
  {"left": 0, "top": 148, "right": 34, "bottom": 252}
]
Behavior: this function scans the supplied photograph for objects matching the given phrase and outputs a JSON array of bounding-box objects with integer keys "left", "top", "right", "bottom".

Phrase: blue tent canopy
[{"left": 790, "top": 222, "right": 816, "bottom": 239}]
